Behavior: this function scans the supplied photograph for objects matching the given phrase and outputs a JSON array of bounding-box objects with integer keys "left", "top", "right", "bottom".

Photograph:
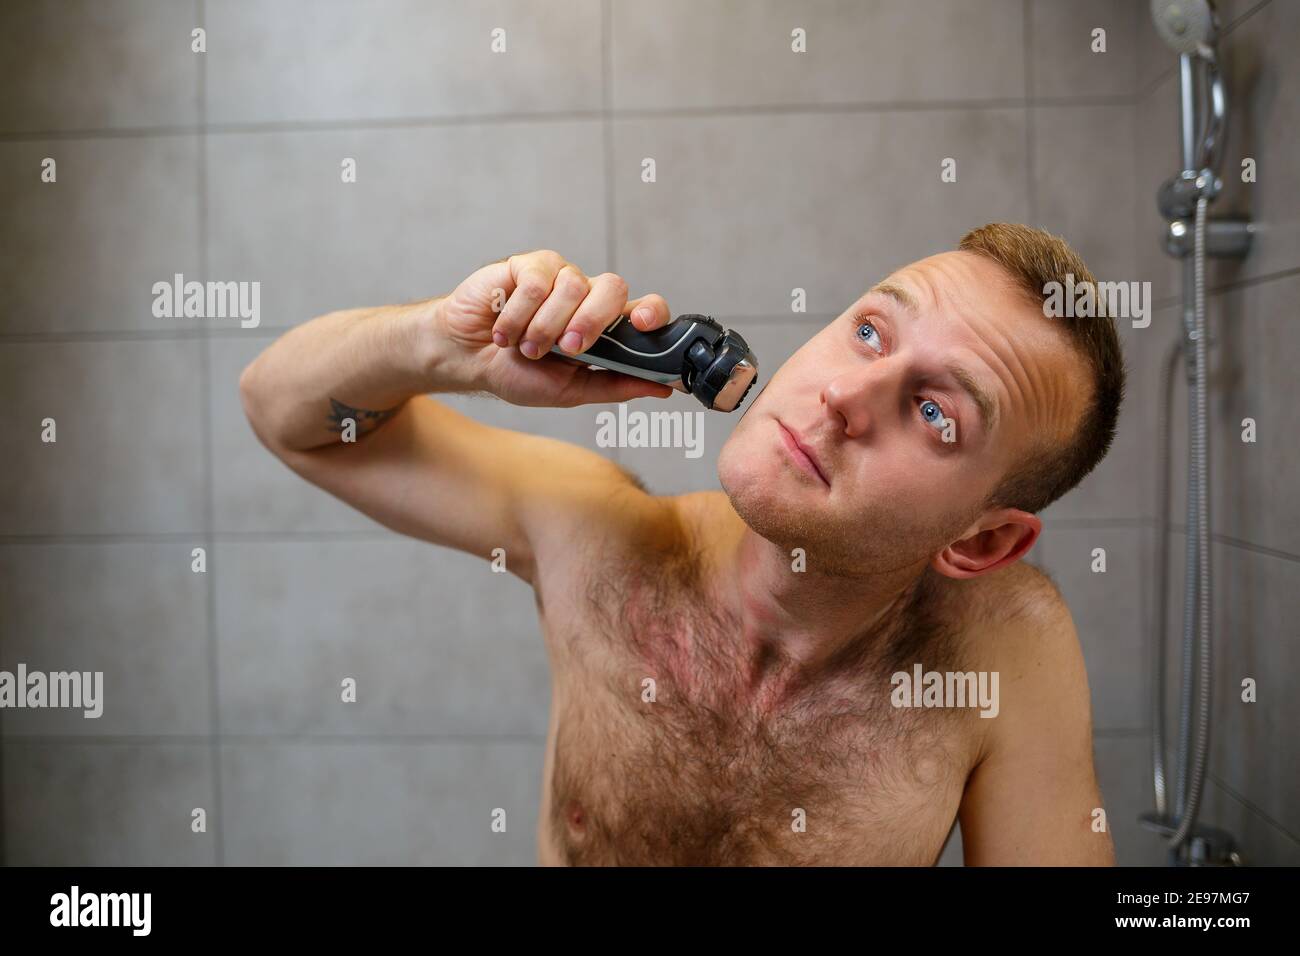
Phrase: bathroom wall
[
  {"left": 0, "top": 0, "right": 1293, "bottom": 865},
  {"left": 1123, "top": 0, "right": 1300, "bottom": 865}
]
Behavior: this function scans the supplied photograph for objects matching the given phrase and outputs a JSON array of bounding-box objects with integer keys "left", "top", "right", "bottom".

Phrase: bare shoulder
[
  {"left": 954, "top": 559, "right": 1094, "bottom": 753},
  {"left": 953, "top": 560, "right": 1079, "bottom": 666}
]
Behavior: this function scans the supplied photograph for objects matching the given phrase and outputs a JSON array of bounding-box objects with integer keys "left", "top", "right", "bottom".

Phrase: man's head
[{"left": 717, "top": 222, "right": 1125, "bottom": 578}]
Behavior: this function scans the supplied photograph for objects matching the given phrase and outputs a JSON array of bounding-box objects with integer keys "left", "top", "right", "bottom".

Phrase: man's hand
[{"left": 439, "top": 248, "right": 677, "bottom": 408}]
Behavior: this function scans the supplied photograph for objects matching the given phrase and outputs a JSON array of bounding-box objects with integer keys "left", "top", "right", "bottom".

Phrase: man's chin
[{"left": 719, "top": 458, "right": 828, "bottom": 554}]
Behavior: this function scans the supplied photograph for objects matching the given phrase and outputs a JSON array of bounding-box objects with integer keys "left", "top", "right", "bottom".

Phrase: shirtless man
[{"left": 239, "top": 222, "right": 1123, "bottom": 866}]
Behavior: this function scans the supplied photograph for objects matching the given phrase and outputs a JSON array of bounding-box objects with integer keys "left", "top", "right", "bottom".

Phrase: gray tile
[
  {"left": 205, "top": 123, "right": 607, "bottom": 331},
  {"left": 1200, "top": 0, "right": 1300, "bottom": 288},
  {"left": 221, "top": 740, "right": 544, "bottom": 864},
  {"left": 1126, "top": 299, "right": 1184, "bottom": 525},
  {"left": 214, "top": 539, "right": 549, "bottom": 736},
  {"left": 1035, "top": 526, "right": 1145, "bottom": 732},
  {"left": 1200, "top": 774, "right": 1300, "bottom": 865},
  {"left": 0, "top": 137, "right": 201, "bottom": 334},
  {"left": 612, "top": 109, "right": 1029, "bottom": 320},
  {"left": 1219, "top": 0, "right": 1277, "bottom": 34},
  {"left": 214, "top": 337, "right": 617, "bottom": 533},
  {"left": 2, "top": 740, "right": 216, "bottom": 865},
  {"left": 0, "top": 0, "right": 199, "bottom": 132},
  {"left": 1152, "top": 533, "right": 1300, "bottom": 853},
  {"left": 0, "top": 340, "right": 206, "bottom": 535},
  {"left": 1094, "top": 733, "right": 1169, "bottom": 865},
  {"left": 936, "top": 822, "right": 963, "bottom": 866},
  {"left": 0, "top": 543, "right": 210, "bottom": 736},
  {"left": 610, "top": 0, "right": 1024, "bottom": 110},
  {"left": 1032, "top": 104, "right": 1138, "bottom": 287},
  {"left": 1030, "top": 0, "right": 1139, "bottom": 100},
  {"left": 1206, "top": 541, "right": 1300, "bottom": 839},
  {"left": 1207, "top": 273, "right": 1300, "bottom": 556},
  {"left": 205, "top": 0, "right": 601, "bottom": 124},
  {"left": 1137, "top": 274, "right": 1300, "bottom": 557}
]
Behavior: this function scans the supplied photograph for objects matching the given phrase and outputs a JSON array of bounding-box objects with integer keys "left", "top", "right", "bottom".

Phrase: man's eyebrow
[
  {"left": 946, "top": 363, "right": 999, "bottom": 436},
  {"left": 868, "top": 281, "right": 920, "bottom": 316}
]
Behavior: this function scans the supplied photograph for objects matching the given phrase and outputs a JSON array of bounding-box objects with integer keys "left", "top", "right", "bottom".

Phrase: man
[{"left": 239, "top": 222, "right": 1123, "bottom": 866}]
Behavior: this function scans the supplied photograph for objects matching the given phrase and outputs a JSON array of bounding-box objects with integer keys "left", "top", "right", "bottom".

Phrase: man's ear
[{"left": 931, "top": 508, "right": 1042, "bottom": 579}]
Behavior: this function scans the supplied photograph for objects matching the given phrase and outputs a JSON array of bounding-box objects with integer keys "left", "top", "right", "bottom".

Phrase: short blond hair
[{"left": 958, "top": 223, "right": 1126, "bottom": 514}]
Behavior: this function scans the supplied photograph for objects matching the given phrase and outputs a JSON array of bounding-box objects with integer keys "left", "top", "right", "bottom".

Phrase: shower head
[{"left": 1150, "top": 0, "right": 1218, "bottom": 58}]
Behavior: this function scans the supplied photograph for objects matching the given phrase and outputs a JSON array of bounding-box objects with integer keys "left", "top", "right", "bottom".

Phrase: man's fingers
[
  {"left": 521, "top": 264, "right": 590, "bottom": 358},
  {"left": 557, "top": 272, "right": 629, "bottom": 355},
  {"left": 492, "top": 250, "right": 566, "bottom": 347},
  {"left": 625, "top": 293, "right": 671, "bottom": 330}
]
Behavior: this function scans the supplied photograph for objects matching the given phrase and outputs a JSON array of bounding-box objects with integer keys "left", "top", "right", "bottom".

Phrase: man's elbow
[{"left": 238, "top": 358, "right": 281, "bottom": 454}]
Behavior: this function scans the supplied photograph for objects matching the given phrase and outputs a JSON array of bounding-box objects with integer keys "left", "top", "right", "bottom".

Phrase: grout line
[
  {"left": 1022, "top": 0, "right": 1036, "bottom": 227},
  {"left": 0, "top": 95, "right": 1142, "bottom": 144},
  {"left": 0, "top": 327, "right": 281, "bottom": 343},
  {"left": 601, "top": 0, "right": 616, "bottom": 275},
  {"left": 0, "top": 312, "right": 839, "bottom": 345},
  {"left": 4, "top": 525, "right": 1300, "bottom": 564},
  {"left": 601, "top": 0, "right": 626, "bottom": 473},
  {"left": 2, "top": 733, "right": 550, "bottom": 746},
  {"left": 1146, "top": 264, "right": 1300, "bottom": 312},
  {"left": 1222, "top": 0, "right": 1274, "bottom": 35},
  {"left": 1042, "top": 517, "right": 1149, "bottom": 529},
  {"left": 1208, "top": 771, "right": 1300, "bottom": 847},
  {"left": 196, "top": 0, "right": 224, "bottom": 868},
  {"left": 0, "top": 531, "right": 439, "bottom": 545},
  {"left": 1136, "top": 62, "right": 1179, "bottom": 102}
]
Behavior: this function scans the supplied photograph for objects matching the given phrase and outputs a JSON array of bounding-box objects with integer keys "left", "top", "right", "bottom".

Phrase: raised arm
[{"left": 238, "top": 250, "right": 676, "bottom": 584}]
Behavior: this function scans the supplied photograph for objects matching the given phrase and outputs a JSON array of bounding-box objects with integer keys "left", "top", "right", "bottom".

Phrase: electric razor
[{"left": 548, "top": 313, "right": 759, "bottom": 412}]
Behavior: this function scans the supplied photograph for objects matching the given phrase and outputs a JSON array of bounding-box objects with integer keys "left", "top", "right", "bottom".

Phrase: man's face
[{"left": 717, "top": 250, "right": 1087, "bottom": 576}]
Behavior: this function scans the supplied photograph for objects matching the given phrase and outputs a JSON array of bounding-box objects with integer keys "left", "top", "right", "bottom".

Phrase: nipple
[{"left": 565, "top": 798, "right": 587, "bottom": 832}]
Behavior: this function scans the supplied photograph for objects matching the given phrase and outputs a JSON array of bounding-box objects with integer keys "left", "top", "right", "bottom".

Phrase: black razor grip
[
  {"left": 549, "top": 312, "right": 758, "bottom": 411},
  {"left": 551, "top": 313, "right": 726, "bottom": 389}
]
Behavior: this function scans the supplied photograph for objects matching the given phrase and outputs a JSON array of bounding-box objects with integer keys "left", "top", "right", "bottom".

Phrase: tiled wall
[
  {"left": 1121, "top": 0, "right": 1300, "bottom": 865},
  {"left": 1, "top": 0, "right": 1293, "bottom": 866}
]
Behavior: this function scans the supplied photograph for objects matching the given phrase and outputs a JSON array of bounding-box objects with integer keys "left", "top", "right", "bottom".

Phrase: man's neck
[{"left": 703, "top": 499, "right": 932, "bottom": 680}]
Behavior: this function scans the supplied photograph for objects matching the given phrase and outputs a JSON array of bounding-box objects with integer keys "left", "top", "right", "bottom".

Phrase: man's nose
[{"left": 822, "top": 360, "right": 901, "bottom": 439}]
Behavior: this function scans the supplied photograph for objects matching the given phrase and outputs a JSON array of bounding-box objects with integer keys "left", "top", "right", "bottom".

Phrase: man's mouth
[{"left": 777, "top": 420, "right": 830, "bottom": 487}]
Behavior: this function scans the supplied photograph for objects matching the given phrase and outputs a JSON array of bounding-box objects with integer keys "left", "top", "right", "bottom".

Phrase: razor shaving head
[{"left": 685, "top": 328, "right": 758, "bottom": 412}]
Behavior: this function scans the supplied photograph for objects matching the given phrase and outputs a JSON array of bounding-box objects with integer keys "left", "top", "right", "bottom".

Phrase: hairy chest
[{"left": 538, "top": 565, "right": 979, "bottom": 866}]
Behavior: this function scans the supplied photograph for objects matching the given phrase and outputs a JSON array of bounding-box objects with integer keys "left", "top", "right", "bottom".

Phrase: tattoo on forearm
[{"left": 327, "top": 397, "right": 399, "bottom": 436}]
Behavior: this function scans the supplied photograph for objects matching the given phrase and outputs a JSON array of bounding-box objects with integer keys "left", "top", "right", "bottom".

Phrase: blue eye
[
  {"left": 856, "top": 321, "right": 883, "bottom": 353},
  {"left": 920, "top": 400, "right": 946, "bottom": 430}
]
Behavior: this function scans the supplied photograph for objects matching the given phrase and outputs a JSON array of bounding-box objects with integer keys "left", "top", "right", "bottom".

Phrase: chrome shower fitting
[
  {"left": 1142, "top": 0, "right": 1252, "bottom": 868},
  {"left": 1150, "top": 0, "right": 1252, "bottom": 260}
]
